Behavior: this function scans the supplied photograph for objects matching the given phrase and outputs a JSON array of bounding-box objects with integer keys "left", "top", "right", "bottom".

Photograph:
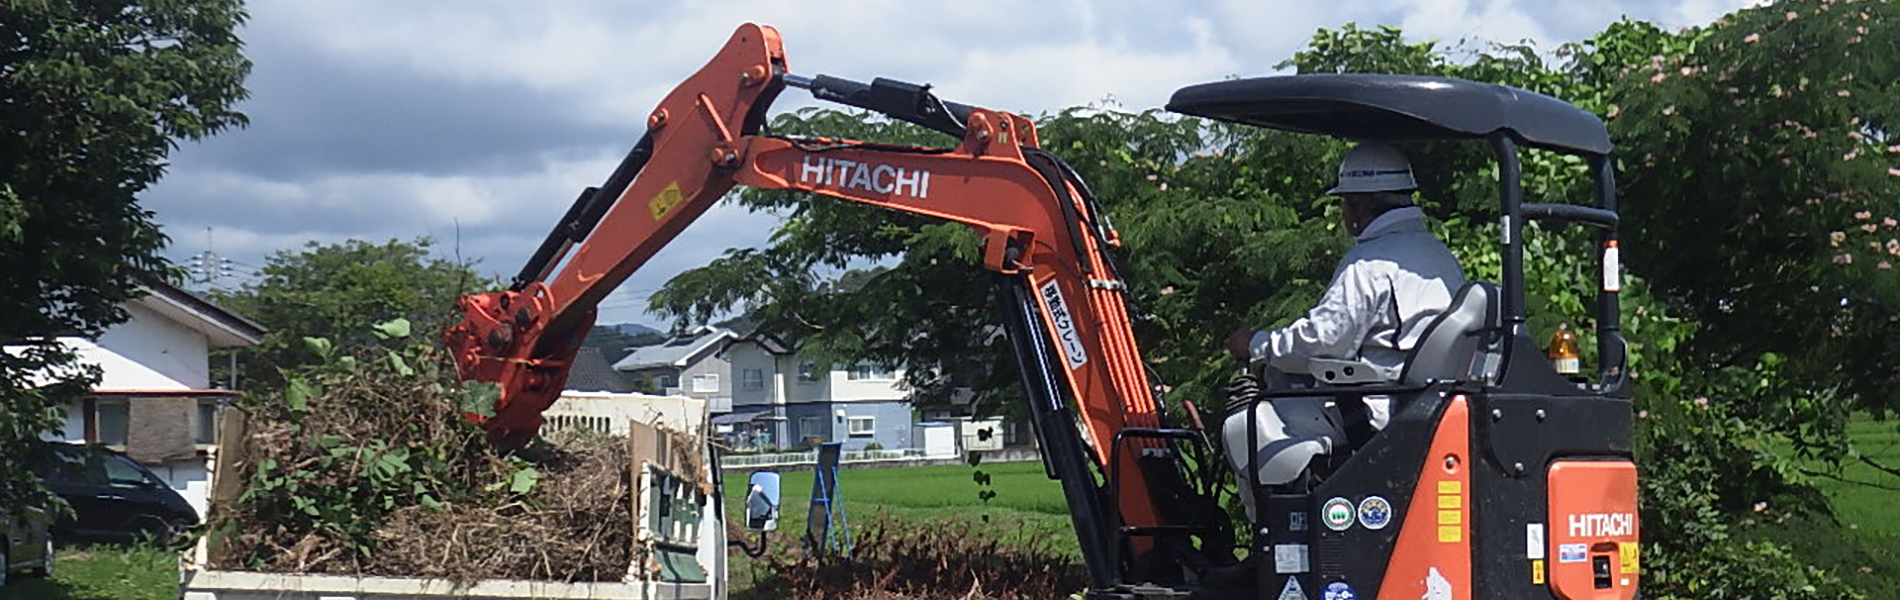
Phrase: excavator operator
[{"left": 1218, "top": 142, "right": 1466, "bottom": 516}]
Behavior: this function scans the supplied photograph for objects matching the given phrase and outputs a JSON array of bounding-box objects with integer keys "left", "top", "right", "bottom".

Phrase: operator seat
[
  {"left": 1399, "top": 281, "right": 1502, "bottom": 386},
  {"left": 1225, "top": 281, "right": 1501, "bottom": 491}
]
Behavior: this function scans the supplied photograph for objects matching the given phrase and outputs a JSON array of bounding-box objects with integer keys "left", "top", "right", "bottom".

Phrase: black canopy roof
[{"left": 1166, "top": 74, "right": 1611, "bottom": 155}]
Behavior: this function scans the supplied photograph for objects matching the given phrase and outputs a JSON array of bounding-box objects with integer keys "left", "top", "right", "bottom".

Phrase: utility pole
[{"left": 187, "top": 226, "right": 241, "bottom": 291}]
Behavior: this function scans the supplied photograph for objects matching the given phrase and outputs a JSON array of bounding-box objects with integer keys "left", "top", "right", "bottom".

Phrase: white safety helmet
[{"left": 1327, "top": 142, "right": 1417, "bottom": 195}]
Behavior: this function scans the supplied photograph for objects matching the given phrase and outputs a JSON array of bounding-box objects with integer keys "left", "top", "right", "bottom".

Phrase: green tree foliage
[
  {"left": 0, "top": 0, "right": 248, "bottom": 517},
  {"left": 212, "top": 238, "right": 491, "bottom": 386},
  {"left": 1609, "top": 0, "right": 1900, "bottom": 439}
]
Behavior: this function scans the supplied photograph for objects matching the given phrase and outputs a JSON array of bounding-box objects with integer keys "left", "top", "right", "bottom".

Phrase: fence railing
[{"left": 720, "top": 447, "right": 952, "bottom": 468}]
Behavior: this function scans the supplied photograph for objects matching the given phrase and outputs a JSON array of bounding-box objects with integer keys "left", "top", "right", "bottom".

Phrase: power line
[{"left": 184, "top": 227, "right": 254, "bottom": 293}]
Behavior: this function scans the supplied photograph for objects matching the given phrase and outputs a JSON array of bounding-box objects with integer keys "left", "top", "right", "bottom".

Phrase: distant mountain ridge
[
  {"left": 584, "top": 322, "right": 667, "bottom": 363},
  {"left": 611, "top": 322, "right": 662, "bottom": 337}
]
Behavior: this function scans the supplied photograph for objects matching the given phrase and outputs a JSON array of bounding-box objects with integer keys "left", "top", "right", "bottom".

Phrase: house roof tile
[
  {"left": 564, "top": 347, "right": 642, "bottom": 393},
  {"left": 610, "top": 325, "right": 737, "bottom": 371}
]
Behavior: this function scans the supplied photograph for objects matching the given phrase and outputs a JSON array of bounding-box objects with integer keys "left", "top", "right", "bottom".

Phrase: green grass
[
  {"left": 0, "top": 544, "right": 177, "bottom": 600},
  {"left": 1815, "top": 418, "right": 1900, "bottom": 540},
  {"left": 1756, "top": 415, "right": 1900, "bottom": 598},
  {"left": 722, "top": 460, "right": 1074, "bottom": 552},
  {"left": 1809, "top": 417, "right": 1900, "bottom": 596},
  {"left": 721, "top": 460, "right": 1074, "bottom": 597}
]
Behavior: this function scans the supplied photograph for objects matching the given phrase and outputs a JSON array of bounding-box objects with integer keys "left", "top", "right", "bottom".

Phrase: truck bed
[{"left": 180, "top": 569, "right": 715, "bottom": 600}]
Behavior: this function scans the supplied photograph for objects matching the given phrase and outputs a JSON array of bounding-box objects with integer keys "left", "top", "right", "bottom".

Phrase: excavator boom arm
[
  {"left": 445, "top": 25, "right": 783, "bottom": 446},
  {"left": 446, "top": 23, "right": 1226, "bottom": 591}
]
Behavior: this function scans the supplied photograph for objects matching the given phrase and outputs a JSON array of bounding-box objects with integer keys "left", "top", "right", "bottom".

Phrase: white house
[
  {"left": 718, "top": 333, "right": 913, "bottom": 452},
  {"left": 610, "top": 326, "right": 738, "bottom": 414},
  {"left": 43, "top": 276, "right": 265, "bottom": 519}
]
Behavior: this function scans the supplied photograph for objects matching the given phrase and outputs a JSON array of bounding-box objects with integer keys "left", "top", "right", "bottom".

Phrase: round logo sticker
[
  {"left": 1322, "top": 497, "right": 1355, "bottom": 531},
  {"left": 1323, "top": 581, "right": 1358, "bottom": 600},
  {"left": 1358, "top": 496, "right": 1394, "bottom": 530}
]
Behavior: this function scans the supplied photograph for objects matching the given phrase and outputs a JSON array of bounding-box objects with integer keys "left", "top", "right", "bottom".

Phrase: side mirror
[{"left": 744, "top": 471, "right": 780, "bottom": 531}]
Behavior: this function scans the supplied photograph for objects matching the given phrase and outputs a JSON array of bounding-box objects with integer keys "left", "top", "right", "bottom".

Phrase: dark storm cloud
[
  {"left": 186, "top": 41, "right": 622, "bottom": 180},
  {"left": 141, "top": 0, "right": 1753, "bottom": 327}
]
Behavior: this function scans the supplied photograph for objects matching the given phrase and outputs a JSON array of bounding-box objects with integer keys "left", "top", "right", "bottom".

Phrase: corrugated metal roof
[{"left": 610, "top": 326, "right": 736, "bottom": 371}]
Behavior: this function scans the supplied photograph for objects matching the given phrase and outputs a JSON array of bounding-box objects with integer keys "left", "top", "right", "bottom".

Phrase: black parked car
[
  {"left": 1, "top": 501, "right": 54, "bottom": 588},
  {"left": 35, "top": 444, "right": 198, "bottom": 544}
]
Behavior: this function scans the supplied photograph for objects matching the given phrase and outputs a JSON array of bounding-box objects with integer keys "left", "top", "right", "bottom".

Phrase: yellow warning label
[
  {"left": 1438, "top": 525, "right": 1462, "bottom": 543},
  {"left": 648, "top": 181, "right": 684, "bottom": 221},
  {"left": 1532, "top": 559, "right": 1546, "bottom": 585},
  {"left": 1620, "top": 542, "right": 1640, "bottom": 574},
  {"left": 1433, "top": 479, "right": 1464, "bottom": 544}
]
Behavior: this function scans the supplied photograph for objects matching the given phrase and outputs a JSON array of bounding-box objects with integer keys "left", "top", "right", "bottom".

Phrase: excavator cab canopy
[
  {"left": 1166, "top": 72, "right": 1628, "bottom": 395},
  {"left": 1165, "top": 74, "right": 1610, "bottom": 156},
  {"left": 1169, "top": 73, "right": 1639, "bottom": 600}
]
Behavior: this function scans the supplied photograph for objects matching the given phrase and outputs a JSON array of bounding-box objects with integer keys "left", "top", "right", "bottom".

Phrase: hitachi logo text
[
  {"left": 1567, "top": 513, "right": 1634, "bottom": 538},
  {"left": 799, "top": 156, "right": 931, "bottom": 199}
]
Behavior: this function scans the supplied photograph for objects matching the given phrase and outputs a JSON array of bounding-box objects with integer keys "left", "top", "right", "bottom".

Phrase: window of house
[
  {"left": 691, "top": 374, "right": 719, "bottom": 393},
  {"left": 741, "top": 368, "right": 764, "bottom": 390},
  {"left": 847, "top": 416, "right": 876, "bottom": 436},
  {"left": 659, "top": 374, "right": 679, "bottom": 390},
  {"left": 195, "top": 399, "right": 220, "bottom": 445},
  {"left": 797, "top": 362, "right": 819, "bottom": 383},
  {"left": 95, "top": 398, "right": 129, "bottom": 446},
  {"left": 846, "top": 363, "right": 892, "bottom": 381},
  {"left": 797, "top": 416, "right": 827, "bottom": 440}
]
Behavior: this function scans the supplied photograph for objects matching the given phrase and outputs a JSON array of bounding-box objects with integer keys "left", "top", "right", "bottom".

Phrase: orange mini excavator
[{"left": 446, "top": 23, "right": 1639, "bottom": 600}]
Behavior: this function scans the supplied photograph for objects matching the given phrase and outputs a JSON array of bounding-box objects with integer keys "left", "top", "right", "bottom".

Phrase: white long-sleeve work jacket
[{"left": 1248, "top": 206, "right": 1466, "bottom": 380}]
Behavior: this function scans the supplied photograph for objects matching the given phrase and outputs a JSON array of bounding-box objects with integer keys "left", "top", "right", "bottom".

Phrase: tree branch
[
  {"left": 1857, "top": 453, "right": 1900, "bottom": 481},
  {"left": 1796, "top": 466, "right": 1900, "bottom": 492}
]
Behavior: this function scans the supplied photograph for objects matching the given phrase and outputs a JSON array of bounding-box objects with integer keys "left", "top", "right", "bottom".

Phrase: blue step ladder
[{"left": 804, "top": 441, "right": 852, "bottom": 557}]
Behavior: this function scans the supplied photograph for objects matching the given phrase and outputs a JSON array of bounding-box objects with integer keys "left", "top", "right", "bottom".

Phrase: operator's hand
[{"left": 1224, "top": 328, "right": 1257, "bottom": 361}]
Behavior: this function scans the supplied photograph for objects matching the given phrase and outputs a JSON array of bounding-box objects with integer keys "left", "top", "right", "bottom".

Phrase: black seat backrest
[{"left": 1400, "top": 281, "right": 1502, "bottom": 386}]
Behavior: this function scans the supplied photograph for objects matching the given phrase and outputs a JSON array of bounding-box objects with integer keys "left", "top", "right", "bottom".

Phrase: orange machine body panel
[
  {"left": 1546, "top": 460, "right": 1640, "bottom": 600},
  {"left": 1376, "top": 395, "right": 1472, "bottom": 599}
]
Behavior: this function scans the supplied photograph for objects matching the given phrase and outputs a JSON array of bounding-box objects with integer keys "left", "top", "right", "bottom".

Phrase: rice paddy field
[{"left": 719, "top": 460, "right": 1074, "bottom": 555}]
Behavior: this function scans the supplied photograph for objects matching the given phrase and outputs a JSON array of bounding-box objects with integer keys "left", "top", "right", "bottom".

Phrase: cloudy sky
[{"left": 148, "top": 0, "right": 1756, "bottom": 327}]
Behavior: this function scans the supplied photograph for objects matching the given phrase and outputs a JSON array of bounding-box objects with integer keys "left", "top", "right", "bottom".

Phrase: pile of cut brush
[
  {"left": 209, "top": 320, "right": 633, "bottom": 582},
  {"left": 745, "top": 516, "right": 1086, "bottom": 600}
]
